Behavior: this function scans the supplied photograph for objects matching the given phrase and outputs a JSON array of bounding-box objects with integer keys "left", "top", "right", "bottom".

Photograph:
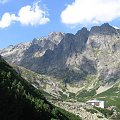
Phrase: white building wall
[
  {"left": 99, "top": 101, "right": 104, "bottom": 108},
  {"left": 87, "top": 100, "right": 105, "bottom": 108}
]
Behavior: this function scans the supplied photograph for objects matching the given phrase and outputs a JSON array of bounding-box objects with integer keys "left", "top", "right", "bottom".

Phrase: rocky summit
[
  {"left": 1, "top": 23, "right": 120, "bottom": 83},
  {"left": 0, "top": 32, "right": 65, "bottom": 67}
]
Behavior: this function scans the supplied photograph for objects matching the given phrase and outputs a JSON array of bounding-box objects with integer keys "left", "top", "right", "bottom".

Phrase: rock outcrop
[{"left": 0, "top": 32, "right": 65, "bottom": 66}]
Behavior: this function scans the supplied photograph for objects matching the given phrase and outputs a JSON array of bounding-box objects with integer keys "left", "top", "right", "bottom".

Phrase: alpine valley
[{"left": 1, "top": 23, "right": 120, "bottom": 120}]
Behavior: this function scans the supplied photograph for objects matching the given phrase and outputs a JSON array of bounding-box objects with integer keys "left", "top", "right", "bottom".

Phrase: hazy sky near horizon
[{"left": 0, "top": 0, "right": 120, "bottom": 48}]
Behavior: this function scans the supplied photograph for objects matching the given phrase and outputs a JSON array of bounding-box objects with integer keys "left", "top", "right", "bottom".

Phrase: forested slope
[{"left": 0, "top": 56, "right": 81, "bottom": 120}]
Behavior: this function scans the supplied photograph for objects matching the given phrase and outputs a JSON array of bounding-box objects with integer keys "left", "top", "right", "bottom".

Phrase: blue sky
[{"left": 0, "top": 0, "right": 120, "bottom": 48}]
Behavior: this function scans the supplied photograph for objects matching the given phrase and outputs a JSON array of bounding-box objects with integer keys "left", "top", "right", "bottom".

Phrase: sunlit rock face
[
  {"left": 86, "top": 23, "right": 120, "bottom": 80},
  {"left": 1, "top": 23, "right": 120, "bottom": 82}
]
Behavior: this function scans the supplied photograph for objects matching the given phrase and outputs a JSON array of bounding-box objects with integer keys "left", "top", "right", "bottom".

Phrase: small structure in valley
[{"left": 87, "top": 99, "right": 104, "bottom": 108}]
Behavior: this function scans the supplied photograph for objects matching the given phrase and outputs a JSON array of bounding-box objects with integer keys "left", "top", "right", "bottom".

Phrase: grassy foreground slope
[{"left": 0, "top": 56, "right": 81, "bottom": 120}]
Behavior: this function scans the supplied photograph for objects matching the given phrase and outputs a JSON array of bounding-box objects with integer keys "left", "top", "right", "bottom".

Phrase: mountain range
[
  {"left": 1, "top": 23, "right": 120, "bottom": 83},
  {"left": 1, "top": 23, "right": 120, "bottom": 119}
]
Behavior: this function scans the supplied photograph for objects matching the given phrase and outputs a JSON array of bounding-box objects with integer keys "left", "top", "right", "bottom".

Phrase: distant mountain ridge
[
  {"left": 0, "top": 32, "right": 65, "bottom": 64},
  {"left": 1, "top": 23, "right": 120, "bottom": 83}
]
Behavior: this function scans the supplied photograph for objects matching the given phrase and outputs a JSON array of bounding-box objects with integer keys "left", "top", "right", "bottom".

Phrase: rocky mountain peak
[
  {"left": 32, "top": 32, "right": 65, "bottom": 46},
  {"left": 48, "top": 32, "right": 64, "bottom": 36},
  {"left": 75, "top": 27, "right": 89, "bottom": 36},
  {"left": 90, "top": 23, "right": 117, "bottom": 35},
  {"left": 32, "top": 38, "right": 38, "bottom": 44},
  {"left": 48, "top": 32, "right": 65, "bottom": 45},
  {"left": 75, "top": 27, "right": 90, "bottom": 43},
  {"left": 101, "top": 23, "right": 111, "bottom": 27}
]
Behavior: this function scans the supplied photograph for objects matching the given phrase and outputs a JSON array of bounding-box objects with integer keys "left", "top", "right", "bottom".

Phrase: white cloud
[
  {"left": 0, "top": 0, "right": 8, "bottom": 4},
  {"left": 0, "top": 1, "right": 50, "bottom": 28},
  {"left": 61, "top": 0, "right": 120, "bottom": 25},
  {"left": 16, "top": 2, "right": 50, "bottom": 26},
  {"left": 0, "top": 13, "right": 16, "bottom": 28}
]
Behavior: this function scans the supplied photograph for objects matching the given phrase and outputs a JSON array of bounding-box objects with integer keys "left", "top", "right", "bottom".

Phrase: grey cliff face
[
  {"left": 1, "top": 23, "right": 120, "bottom": 82},
  {"left": 27, "top": 28, "right": 90, "bottom": 81},
  {"left": 86, "top": 23, "right": 120, "bottom": 80}
]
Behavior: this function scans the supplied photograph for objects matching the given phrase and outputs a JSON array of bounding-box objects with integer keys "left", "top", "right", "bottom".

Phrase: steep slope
[
  {"left": 85, "top": 23, "right": 120, "bottom": 81},
  {"left": 26, "top": 27, "right": 90, "bottom": 82},
  {"left": 37, "top": 23, "right": 120, "bottom": 83},
  {"left": 0, "top": 32, "right": 65, "bottom": 65},
  {"left": 11, "top": 64, "right": 66, "bottom": 99},
  {"left": 0, "top": 56, "right": 81, "bottom": 120}
]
